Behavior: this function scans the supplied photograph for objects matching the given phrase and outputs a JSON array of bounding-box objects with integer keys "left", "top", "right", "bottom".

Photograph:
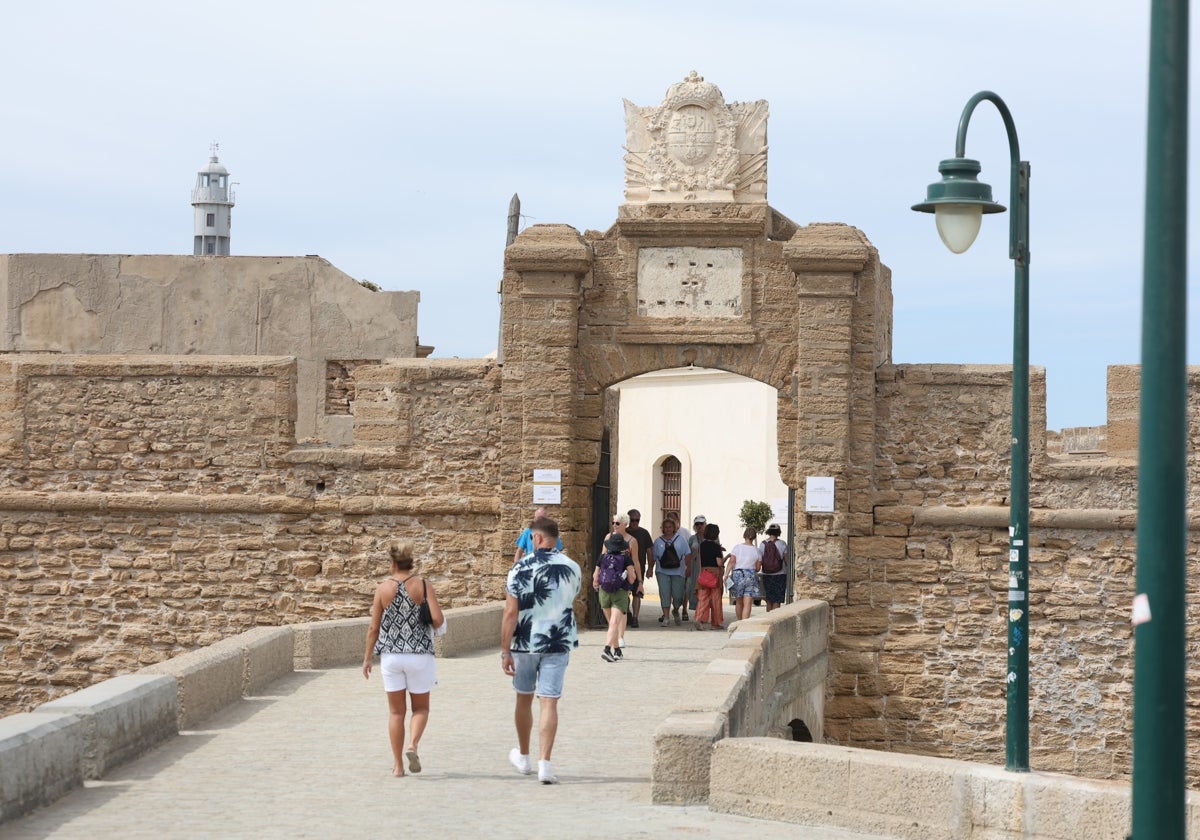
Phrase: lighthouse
[{"left": 191, "top": 144, "right": 235, "bottom": 255}]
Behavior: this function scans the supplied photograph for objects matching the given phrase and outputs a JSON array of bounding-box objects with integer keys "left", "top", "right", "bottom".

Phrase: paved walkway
[{"left": 9, "top": 617, "right": 887, "bottom": 839}]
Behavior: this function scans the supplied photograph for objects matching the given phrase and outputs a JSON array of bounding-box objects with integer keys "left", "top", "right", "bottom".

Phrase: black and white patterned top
[{"left": 373, "top": 578, "right": 434, "bottom": 656}]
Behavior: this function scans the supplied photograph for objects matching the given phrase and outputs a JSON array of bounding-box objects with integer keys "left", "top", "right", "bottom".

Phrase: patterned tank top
[{"left": 373, "top": 578, "right": 434, "bottom": 655}]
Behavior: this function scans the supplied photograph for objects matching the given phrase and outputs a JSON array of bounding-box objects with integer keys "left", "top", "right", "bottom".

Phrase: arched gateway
[{"left": 499, "top": 73, "right": 893, "bottom": 600}]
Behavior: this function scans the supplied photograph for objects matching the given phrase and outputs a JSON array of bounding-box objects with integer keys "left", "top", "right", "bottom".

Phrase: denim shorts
[{"left": 511, "top": 651, "right": 570, "bottom": 698}]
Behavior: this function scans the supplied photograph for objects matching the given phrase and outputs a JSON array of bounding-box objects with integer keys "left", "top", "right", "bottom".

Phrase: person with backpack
[
  {"left": 758, "top": 523, "right": 788, "bottom": 611},
  {"left": 652, "top": 517, "right": 691, "bottom": 626},
  {"left": 593, "top": 533, "right": 635, "bottom": 662}
]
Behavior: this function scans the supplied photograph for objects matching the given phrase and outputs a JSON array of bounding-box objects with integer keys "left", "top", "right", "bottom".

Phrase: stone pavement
[{"left": 8, "top": 618, "right": 889, "bottom": 839}]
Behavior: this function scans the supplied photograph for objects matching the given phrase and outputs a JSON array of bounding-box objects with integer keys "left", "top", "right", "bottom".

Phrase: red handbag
[{"left": 698, "top": 567, "right": 720, "bottom": 589}]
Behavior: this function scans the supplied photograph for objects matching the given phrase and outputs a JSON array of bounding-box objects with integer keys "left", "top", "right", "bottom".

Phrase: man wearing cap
[{"left": 684, "top": 514, "right": 706, "bottom": 622}]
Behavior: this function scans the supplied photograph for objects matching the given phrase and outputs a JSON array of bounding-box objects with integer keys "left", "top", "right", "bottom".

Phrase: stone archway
[
  {"left": 500, "top": 208, "right": 891, "bottom": 591},
  {"left": 497, "top": 75, "right": 893, "bottom": 606}
]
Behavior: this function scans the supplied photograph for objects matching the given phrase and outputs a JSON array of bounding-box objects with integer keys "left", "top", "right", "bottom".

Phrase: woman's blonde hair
[
  {"left": 388, "top": 541, "right": 415, "bottom": 571},
  {"left": 612, "top": 514, "right": 629, "bottom": 526}
]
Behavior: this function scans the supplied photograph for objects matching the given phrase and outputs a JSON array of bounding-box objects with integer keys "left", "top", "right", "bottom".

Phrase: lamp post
[
  {"left": 1131, "top": 0, "right": 1187, "bottom": 836},
  {"left": 912, "top": 91, "right": 1030, "bottom": 773}
]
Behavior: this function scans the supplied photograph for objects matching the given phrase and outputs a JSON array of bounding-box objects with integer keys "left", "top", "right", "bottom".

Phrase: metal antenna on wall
[{"left": 497, "top": 193, "right": 520, "bottom": 365}]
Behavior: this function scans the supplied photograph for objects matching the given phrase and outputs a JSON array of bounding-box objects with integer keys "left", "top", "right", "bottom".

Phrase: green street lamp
[{"left": 912, "top": 90, "right": 1031, "bottom": 773}]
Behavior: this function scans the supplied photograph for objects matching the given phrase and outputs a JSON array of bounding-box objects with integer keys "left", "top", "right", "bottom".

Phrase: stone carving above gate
[
  {"left": 623, "top": 72, "right": 768, "bottom": 205},
  {"left": 637, "top": 247, "right": 743, "bottom": 318}
]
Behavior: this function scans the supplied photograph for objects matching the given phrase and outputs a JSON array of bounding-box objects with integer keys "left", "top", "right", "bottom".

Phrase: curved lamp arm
[{"left": 955, "top": 91, "right": 1030, "bottom": 267}]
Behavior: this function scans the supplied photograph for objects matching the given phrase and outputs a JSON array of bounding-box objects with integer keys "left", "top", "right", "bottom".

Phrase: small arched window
[{"left": 660, "top": 455, "right": 681, "bottom": 525}]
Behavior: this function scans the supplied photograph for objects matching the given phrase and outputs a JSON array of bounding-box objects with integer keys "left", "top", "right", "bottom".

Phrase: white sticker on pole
[
  {"left": 1009, "top": 550, "right": 1018, "bottom": 563},
  {"left": 1008, "top": 575, "right": 1018, "bottom": 589},
  {"left": 1131, "top": 593, "right": 1152, "bottom": 626},
  {"left": 1008, "top": 590, "right": 1025, "bottom": 602}
]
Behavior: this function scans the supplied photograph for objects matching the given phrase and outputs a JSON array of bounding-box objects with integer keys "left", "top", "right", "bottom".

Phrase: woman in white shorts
[
  {"left": 363, "top": 542, "right": 444, "bottom": 777},
  {"left": 724, "top": 527, "right": 763, "bottom": 622}
]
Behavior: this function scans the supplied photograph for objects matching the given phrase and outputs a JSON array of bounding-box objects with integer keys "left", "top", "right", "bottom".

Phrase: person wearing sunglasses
[
  {"left": 605, "top": 515, "right": 642, "bottom": 636},
  {"left": 624, "top": 509, "right": 653, "bottom": 628}
]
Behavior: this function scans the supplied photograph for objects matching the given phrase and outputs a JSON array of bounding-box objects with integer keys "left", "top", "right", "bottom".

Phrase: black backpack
[{"left": 658, "top": 538, "right": 681, "bottom": 570}]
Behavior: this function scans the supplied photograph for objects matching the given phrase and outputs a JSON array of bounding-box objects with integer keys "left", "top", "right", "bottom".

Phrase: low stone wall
[
  {"left": 0, "top": 602, "right": 503, "bottom": 824},
  {"left": 651, "top": 599, "right": 829, "bottom": 804},
  {"left": 708, "top": 738, "right": 1200, "bottom": 839}
]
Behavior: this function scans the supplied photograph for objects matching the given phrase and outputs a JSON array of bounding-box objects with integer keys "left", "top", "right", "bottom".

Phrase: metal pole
[
  {"left": 1131, "top": 0, "right": 1188, "bottom": 835},
  {"left": 1008, "top": 178, "right": 1030, "bottom": 774},
  {"left": 954, "top": 92, "right": 1031, "bottom": 771}
]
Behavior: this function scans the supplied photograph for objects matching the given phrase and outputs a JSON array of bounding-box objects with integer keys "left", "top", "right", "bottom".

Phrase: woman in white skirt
[
  {"left": 724, "top": 527, "right": 763, "bottom": 622},
  {"left": 363, "top": 542, "right": 444, "bottom": 777}
]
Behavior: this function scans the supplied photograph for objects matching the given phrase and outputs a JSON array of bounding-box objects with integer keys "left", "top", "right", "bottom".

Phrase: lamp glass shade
[{"left": 934, "top": 204, "right": 984, "bottom": 253}]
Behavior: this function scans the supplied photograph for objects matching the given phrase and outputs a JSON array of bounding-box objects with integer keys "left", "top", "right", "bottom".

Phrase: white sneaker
[
  {"left": 509, "top": 748, "right": 532, "bottom": 775},
  {"left": 538, "top": 759, "right": 558, "bottom": 784}
]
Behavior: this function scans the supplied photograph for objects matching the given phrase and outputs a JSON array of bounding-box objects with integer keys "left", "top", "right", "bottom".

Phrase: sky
[{"left": 0, "top": 1, "right": 1194, "bottom": 431}]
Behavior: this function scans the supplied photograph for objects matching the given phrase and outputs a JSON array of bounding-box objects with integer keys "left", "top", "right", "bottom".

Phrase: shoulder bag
[{"left": 418, "top": 579, "right": 434, "bottom": 626}]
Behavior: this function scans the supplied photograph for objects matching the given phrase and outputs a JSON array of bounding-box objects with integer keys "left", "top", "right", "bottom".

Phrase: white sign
[
  {"left": 532, "top": 469, "right": 562, "bottom": 505},
  {"left": 532, "top": 484, "right": 561, "bottom": 504},
  {"left": 805, "top": 476, "right": 835, "bottom": 513},
  {"left": 770, "top": 497, "right": 790, "bottom": 530}
]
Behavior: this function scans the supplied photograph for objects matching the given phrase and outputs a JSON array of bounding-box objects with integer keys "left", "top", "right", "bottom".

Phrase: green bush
[{"left": 738, "top": 500, "right": 774, "bottom": 534}]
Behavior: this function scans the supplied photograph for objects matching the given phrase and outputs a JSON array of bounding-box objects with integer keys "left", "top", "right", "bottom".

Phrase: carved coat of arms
[{"left": 623, "top": 72, "right": 768, "bottom": 204}]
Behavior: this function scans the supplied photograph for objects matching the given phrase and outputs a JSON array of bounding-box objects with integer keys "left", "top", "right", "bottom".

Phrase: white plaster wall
[{"left": 613, "top": 367, "right": 788, "bottom": 538}]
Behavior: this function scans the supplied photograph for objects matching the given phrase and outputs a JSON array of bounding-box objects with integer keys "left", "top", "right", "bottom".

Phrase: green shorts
[{"left": 598, "top": 588, "right": 631, "bottom": 612}]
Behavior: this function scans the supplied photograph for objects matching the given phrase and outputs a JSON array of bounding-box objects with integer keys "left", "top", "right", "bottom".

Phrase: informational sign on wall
[
  {"left": 770, "top": 497, "right": 790, "bottom": 529},
  {"left": 805, "top": 476, "right": 835, "bottom": 513},
  {"left": 532, "top": 469, "right": 562, "bottom": 504}
]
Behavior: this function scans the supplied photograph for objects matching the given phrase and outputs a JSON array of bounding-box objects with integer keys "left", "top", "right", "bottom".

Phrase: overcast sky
[{"left": 1, "top": 2, "right": 1194, "bottom": 430}]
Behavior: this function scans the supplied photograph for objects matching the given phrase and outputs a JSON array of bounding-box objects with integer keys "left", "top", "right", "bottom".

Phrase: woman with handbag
[
  {"left": 724, "top": 527, "right": 763, "bottom": 621},
  {"left": 694, "top": 523, "right": 726, "bottom": 630},
  {"left": 363, "top": 541, "right": 445, "bottom": 777}
]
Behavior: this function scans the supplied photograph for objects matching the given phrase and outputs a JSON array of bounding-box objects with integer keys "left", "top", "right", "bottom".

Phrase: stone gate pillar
[
  {"left": 499, "top": 225, "right": 593, "bottom": 575},
  {"left": 784, "top": 223, "right": 889, "bottom": 602}
]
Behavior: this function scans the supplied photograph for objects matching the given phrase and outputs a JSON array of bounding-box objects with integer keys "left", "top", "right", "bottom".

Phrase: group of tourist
[
  {"left": 360, "top": 506, "right": 788, "bottom": 785},
  {"left": 599, "top": 510, "right": 790, "bottom": 642}
]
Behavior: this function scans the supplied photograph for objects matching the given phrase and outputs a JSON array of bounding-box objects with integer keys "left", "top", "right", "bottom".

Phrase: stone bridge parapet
[{"left": 651, "top": 599, "right": 828, "bottom": 804}]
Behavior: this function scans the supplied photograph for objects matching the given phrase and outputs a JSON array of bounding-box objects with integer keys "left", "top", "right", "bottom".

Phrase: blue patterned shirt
[{"left": 506, "top": 548, "right": 582, "bottom": 653}]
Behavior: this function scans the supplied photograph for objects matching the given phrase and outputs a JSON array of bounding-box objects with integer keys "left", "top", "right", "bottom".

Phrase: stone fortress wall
[
  {"left": 3, "top": 339, "right": 1189, "bottom": 786},
  {"left": 0, "top": 256, "right": 503, "bottom": 714},
  {"left": 815, "top": 363, "right": 1200, "bottom": 781}
]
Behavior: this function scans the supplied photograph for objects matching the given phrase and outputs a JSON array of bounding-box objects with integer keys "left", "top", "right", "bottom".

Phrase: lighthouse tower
[{"left": 191, "top": 144, "right": 235, "bottom": 255}]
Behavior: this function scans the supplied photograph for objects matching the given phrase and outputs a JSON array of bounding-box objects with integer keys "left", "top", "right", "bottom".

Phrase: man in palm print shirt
[{"left": 501, "top": 516, "right": 581, "bottom": 784}]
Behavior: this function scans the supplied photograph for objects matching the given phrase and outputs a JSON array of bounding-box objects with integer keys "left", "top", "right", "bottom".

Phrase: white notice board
[
  {"left": 532, "top": 469, "right": 562, "bottom": 505},
  {"left": 805, "top": 476, "right": 835, "bottom": 512}
]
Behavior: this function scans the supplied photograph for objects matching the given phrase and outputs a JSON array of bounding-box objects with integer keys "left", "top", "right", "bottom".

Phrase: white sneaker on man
[
  {"left": 509, "top": 748, "right": 532, "bottom": 775},
  {"left": 538, "top": 759, "right": 558, "bottom": 784}
]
